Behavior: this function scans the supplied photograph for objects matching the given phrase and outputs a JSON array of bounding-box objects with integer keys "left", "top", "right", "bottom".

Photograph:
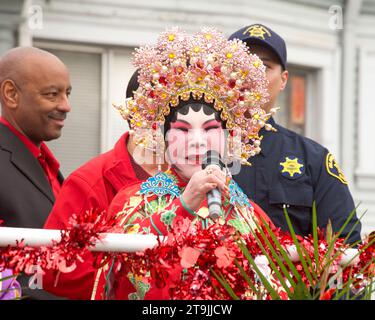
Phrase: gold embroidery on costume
[{"left": 91, "top": 265, "right": 104, "bottom": 300}]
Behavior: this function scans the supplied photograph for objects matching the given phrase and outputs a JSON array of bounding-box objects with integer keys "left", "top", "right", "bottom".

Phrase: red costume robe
[{"left": 91, "top": 168, "right": 274, "bottom": 300}]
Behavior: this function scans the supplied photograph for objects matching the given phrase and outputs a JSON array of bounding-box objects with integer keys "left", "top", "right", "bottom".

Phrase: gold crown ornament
[{"left": 114, "top": 27, "right": 277, "bottom": 165}]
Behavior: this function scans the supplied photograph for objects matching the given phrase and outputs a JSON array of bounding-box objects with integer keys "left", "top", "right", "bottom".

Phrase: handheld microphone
[{"left": 202, "top": 150, "right": 224, "bottom": 219}]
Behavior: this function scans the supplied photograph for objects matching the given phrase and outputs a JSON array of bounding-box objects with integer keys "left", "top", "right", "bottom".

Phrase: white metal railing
[{"left": 0, "top": 227, "right": 359, "bottom": 265}]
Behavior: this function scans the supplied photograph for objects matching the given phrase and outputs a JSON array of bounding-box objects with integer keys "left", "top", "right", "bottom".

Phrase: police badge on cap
[{"left": 228, "top": 23, "right": 287, "bottom": 70}]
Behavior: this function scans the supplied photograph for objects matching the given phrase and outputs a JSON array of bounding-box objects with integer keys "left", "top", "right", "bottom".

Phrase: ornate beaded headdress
[{"left": 115, "top": 27, "right": 276, "bottom": 165}]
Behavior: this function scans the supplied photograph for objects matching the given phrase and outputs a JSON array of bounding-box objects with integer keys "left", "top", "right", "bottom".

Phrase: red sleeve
[
  {"left": 43, "top": 173, "right": 107, "bottom": 300},
  {"left": 44, "top": 173, "right": 107, "bottom": 228}
]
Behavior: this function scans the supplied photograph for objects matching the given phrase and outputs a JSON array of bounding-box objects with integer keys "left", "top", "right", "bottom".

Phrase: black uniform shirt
[{"left": 233, "top": 118, "right": 361, "bottom": 244}]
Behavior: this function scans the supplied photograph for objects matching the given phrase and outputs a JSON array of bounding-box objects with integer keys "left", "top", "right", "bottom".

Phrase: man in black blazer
[{"left": 0, "top": 47, "right": 72, "bottom": 299}]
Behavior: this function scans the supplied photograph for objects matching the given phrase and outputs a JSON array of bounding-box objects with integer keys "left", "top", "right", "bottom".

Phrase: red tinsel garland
[
  {"left": 0, "top": 211, "right": 374, "bottom": 300},
  {"left": 103, "top": 216, "right": 375, "bottom": 300},
  {"left": 0, "top": 209, "right": 117, "bottom": 275}
]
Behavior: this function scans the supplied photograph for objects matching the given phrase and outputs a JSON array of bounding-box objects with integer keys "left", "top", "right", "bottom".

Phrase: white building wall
[
  {"left": 352, "top": 13, "right": 375, "bottom": 236},
  {"left": 105, "top": 49, "right": 135, "bottom": 149}
]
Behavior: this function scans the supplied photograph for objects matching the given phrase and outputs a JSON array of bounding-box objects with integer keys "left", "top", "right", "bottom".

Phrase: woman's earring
[
  {"left": 227, "top": 129, "right": 239, "bottom": 162},
  {"left": 152, "top": 122, "right": 164, "bottom": 172}
]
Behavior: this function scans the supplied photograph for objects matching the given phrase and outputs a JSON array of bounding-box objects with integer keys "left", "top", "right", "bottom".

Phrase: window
[
  {"left": 274, "top": 66, "right": 314, "bottom": 136},
  {"left": 42, "top": 48, "right": 102, "bottom": 176}
]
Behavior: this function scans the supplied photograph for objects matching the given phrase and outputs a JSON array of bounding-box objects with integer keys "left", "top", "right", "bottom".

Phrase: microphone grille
[{"left": 202, "top": 150, "right": 224, "bottom": 169}]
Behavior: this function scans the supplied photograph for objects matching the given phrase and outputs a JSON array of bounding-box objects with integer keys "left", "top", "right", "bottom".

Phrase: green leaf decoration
[
  {"left": 210, "top": 268, "right": 239, "bottom": 300},
  {"left": 289, "top": 280, "right": 312, "bottom": 300},
  {"left": 227, "top": 219, "right": 251, "bottom": 234},
  {"left": 215, "top": 201, "right": 374, "bottom": 300},
  {"left": 283, "top": 206, "right": 315, "bottom": 287},
  {"left": 234, "top": 237, "right": 281, "bottom": 300}
]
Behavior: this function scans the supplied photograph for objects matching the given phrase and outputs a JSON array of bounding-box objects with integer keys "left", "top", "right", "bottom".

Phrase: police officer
[{"left": 229, "top": 24, "right": 361, "bottom": 244}]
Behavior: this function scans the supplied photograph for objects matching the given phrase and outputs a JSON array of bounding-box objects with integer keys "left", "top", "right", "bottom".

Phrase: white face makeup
[{"left": 165, "top": 104, "right": 226, "bottom": 180}]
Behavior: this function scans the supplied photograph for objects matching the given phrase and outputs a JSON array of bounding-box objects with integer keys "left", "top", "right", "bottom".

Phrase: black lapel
[
  {"left": 57, "top": 170, "right": 64, "bottom": 185},
  {"left": 0, "top": 123, "right": 55, "bottom": 203}
]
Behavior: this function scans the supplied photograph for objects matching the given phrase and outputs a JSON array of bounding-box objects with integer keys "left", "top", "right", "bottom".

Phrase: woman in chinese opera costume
[{"left": 91, "top": 27, "right": 280, "bottom": 300}]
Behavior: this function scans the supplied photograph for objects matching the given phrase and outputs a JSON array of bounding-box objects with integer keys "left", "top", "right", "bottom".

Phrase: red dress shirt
[{"left": 0, "top": 117, "right": 61, "bottom": 197}]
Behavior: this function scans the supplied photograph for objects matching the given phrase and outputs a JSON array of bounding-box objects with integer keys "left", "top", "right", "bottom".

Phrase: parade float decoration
[{"left": 0, "top": 207, "right": 374, "bottom": 300}]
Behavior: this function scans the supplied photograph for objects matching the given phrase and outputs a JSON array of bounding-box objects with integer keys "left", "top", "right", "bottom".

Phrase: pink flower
[
  {"left": 215, "top": 246, "right": 234, "bottom": 268},
  {"left": 180, "top": 246, "right": 201, "bottom": 268}
]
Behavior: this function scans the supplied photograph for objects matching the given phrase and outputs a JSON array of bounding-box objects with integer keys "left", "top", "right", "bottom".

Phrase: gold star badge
[
  {"left": 280, "top": 157, "right": 304, "bottom": 178},
  {"left": 243, "top": 25, "right": 272, "bottom": 40}
]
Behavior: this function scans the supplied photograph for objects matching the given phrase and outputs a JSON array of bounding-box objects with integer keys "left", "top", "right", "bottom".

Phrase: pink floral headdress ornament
[{"left": 115, "top": 27, "right": 277, "bottom": 165}]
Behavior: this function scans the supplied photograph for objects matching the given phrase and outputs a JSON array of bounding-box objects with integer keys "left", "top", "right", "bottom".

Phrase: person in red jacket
[{"left": 43, "top": 71, "right": 166, "bottom": 299}]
